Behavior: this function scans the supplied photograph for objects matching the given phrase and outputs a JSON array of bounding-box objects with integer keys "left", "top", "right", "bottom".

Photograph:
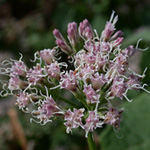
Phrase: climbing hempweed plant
[{"left": 0, "top": 11, "right": 149, "bottom": 150}]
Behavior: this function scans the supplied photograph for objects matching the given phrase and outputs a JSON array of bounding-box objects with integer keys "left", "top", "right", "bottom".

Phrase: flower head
[
  {"left": 11, "top": 61, "right": 27, "bottom": 76},
  {"left": 104, "top": 108, "right": 123, "bottom": 128},
  {"left": 0, "top": 11, "right": 149, "bottom": 138},
  {"left": 84, "top": 111, "right": 103, "bottom": 137},
  {"left": 16, "top": 92, "right": 30, "bottom": 109},
  {"left": 26, "top": 64, "right": 44, "bottom": 85},
  {"left": 39, "top": 49, "right": 55, "bottom": 65},
  {"left": 64, "top": 108, "right": 85, "bottom": 133},
  {"left": 32, "top": 96, "right": 61, "bottom": 124}
]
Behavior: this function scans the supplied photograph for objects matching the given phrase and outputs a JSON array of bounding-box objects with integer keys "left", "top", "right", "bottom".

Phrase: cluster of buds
[{"left": 0, "top": 11, "right": 149, "bottom": 137}]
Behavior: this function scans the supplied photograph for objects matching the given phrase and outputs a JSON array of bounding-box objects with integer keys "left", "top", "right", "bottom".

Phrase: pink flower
[
  {"left": 104, "top": 108, "right": 123, "bottom": 128},
  {"left": 110, "top": 77, "right": 127, "bottom": 99},
  {"left": 53, "top": 29, "right": 64, "bottom": 41},
  {"left": 0, "top": 11, "right": 149, "bottom": 138},
  {"left": 45, "top": 61, "right": 60, "bottom": 79},
  {"left": 127, "top": 74, "right": 141, "bottom": 90},
  {"left": 114, "top": 53, "right": 129, "bottom": 75},
  {"left": 74, "top": 50, "right": 87, "bottom": 66},
  {"left": 83, "top": 84, "right": 99, "bottom": 104},
  {"left": 16, "top": 92, "right": 30, "bottom": 109},
  {"left": 39, "top": 49, "right": 55, "bottom": 65},
  {"left": 8, "top": 76, "right": 27, "bottom": 91},
  {"left": 34, "top": 96, "right": 60, "bottom": 124},
  {"left": 95, "top": 53, "right": 107, "bottom": 71},
  {"left": 90, "top": 73, "right": 107, "bottom": 90},
  {"left": 11, "top": 61, "right": 27, "bottom": 76},
  {"left": 86, "top": 53, "right": 96, "bottom": 64},
  {"left": 100, "top": 41, "right": 110, "bottom": 53},
  {"left": 27, "top": 64, "right": 44, "bottom": 85},
  {"left": 64, "top": 108, "right": 85, "bottom": 133},
  {"left": 84, "top": 111, "right": 103, "bottom": 137},
  {"left": 79, "top": 64, "right": 96, "bottom": 82},
  {"left": 122, "top": 45, "right": 136, "bottom": 57},
  {"left": 84, "top": 41, "right": 100, "bottom": 53},
  {"left": 60, "top": 70, "right": 77, "bottom": 91}
]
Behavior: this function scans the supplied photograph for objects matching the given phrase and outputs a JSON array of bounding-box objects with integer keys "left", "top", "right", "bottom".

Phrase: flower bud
[
  {"left": 112, "top": 37, "right": 124, "bottom": 47},
  {"left": 110, "top": 30, "right": 124, "bottom": 41},
  {"left": 56, "top": 39, "right": 72, "bottom": 55},
  {"left": 53, "top": 29, "right": 64, "bottom": 41},
  {"left": 67, "top": 22, "right": 78, "bottom": 48},
  {"left": 102, "top": 11, "right": 118, "bottom": 41},
  {"left": 79, "top": 19, "right": 94, "bottom": 40}
]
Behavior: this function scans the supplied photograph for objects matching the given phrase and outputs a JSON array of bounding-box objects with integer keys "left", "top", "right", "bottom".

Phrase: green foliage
[
  {"left": 100, "top": 93, "right": 150, "bottom": 150},
  {"left": 17, "top": 111, "right": 86, "bottom": 150},
  {"left": 25, "top": 32, "right": 54, "bottom": 50},
  {"left": 122, "top": 27, "right": 150, "bottom": 86},
  {"left": 122, "top": 28, "right": 150, "bottom": 47}
]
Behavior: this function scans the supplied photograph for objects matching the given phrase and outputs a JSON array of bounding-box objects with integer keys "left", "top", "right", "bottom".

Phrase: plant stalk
[{"left": 87, "top": 132, "right": 97, "bottom": 150}]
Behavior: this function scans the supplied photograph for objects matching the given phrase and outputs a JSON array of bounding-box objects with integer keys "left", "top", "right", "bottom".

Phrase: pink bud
[
  {"left": 102, "top": 11, "right": 118, "bottom": 41},
  {"left": 56, "top": 39, "right": 72, "bottom": 55},
  {"left": 113, "top": 37, "right": 124, "bottom": 47},
  {"left": 111, "top": 30, "right": 124, "bottom": 41},
  {"left": 53, "top": 29, "right": 64, "bottom": 41},
  {"left": 67, "top": 22, "right": 78, "bottom": 47},
  {"left": 79, "top": 19, "right": 94, "bottom": 40}
]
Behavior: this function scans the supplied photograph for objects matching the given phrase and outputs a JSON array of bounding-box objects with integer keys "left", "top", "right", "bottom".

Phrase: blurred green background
[{"left": 0, "top": 0, "right": 150, "bottom": 150}]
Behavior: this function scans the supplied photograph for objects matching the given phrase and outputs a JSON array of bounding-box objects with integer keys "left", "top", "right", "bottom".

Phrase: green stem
[
  {"left": 56, "top": 94, "right": 79, "bottom": 108},
  {"left": 87, "top": 132, "right": 97, "bottom": 150},
  {"left": 80, "top": 98, "right": 89, "bottom": 110},
  {"left": 35, "top": 83, "right": 80, "bottom": 108}
]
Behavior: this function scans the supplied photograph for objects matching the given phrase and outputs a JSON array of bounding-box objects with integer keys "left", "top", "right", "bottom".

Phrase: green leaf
[
  {"left": 122, "top": 27, "right": 150, "bottom": 47},
  {"left": 100, "top": 93, "right": 150, "bottom": 150}
]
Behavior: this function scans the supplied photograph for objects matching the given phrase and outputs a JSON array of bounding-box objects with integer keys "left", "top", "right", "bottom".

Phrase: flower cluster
[{"left": 0, "top": 11, "right": 149, "bottom": 137}]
